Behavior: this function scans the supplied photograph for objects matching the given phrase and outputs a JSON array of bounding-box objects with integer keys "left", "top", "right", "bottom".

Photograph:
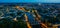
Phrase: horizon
[{"left": 0, "top": 0, "right": 60, "bottom": 3}]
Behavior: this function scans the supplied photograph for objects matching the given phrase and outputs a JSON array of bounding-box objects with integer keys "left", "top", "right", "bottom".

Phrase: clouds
[
  {"left": 19, "top": 0, "right": 60, "bottom": 3},
  {"left": 0, "top": 0, "right": 60, "bottom": 3},
  {"left": 40, "top": 0, "right": 60, "bottom": 3}
]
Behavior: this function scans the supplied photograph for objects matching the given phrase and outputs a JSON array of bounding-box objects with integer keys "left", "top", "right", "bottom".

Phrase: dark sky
[{"left": 0, "top": 0, "right": 60, "bottom": 3}]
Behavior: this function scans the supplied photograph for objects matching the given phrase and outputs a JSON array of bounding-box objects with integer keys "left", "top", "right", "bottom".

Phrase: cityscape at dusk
[{"left": 0, "top": 0, "right": 60, "bottom": 28}]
